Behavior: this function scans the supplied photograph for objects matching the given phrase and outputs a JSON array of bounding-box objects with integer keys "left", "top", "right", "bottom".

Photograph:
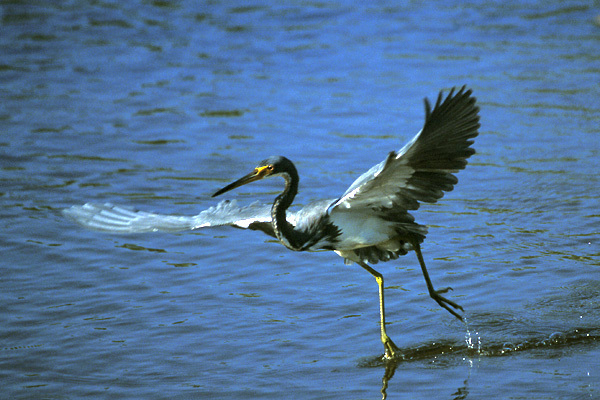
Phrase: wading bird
[{"left": 64, "top": 86, "right": 480, "bottom": 360}]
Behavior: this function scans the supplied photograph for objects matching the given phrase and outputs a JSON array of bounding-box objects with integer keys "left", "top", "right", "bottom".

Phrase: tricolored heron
[{"left": 64, "top": 86, "right": 480, "bottom": 359}]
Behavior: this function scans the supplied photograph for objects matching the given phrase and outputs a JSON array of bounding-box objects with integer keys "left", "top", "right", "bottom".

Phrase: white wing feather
[{"left": 62, "top": 200, "right": 272, "bottom": 234}]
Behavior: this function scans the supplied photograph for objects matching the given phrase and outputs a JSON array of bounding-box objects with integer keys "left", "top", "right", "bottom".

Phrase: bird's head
[{"left": 212, "top": 156, "right": 297, "bottom": 197}]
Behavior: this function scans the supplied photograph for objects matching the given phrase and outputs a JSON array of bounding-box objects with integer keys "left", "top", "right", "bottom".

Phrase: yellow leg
[{"left": 358, "top": 261, "right": 399, "bottom": 359}]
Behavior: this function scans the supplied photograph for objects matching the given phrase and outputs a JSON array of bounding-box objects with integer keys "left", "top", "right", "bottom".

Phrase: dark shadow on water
[{"left": 358, "top": 327, "right": 599, "bottom": 400}]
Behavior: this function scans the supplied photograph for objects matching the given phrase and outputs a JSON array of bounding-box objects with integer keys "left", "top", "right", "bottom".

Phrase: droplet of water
[
  {"left": 502, "top": 342, "right": 515, "bottom": 353},
  {"left": 464, "top": 319, "right": 482, "bottom": 354},
  {"left": 549, "top": 332, "right": 565, "bottom": 343}
]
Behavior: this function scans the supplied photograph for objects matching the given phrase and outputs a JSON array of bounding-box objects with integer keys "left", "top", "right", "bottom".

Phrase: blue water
[{"left": 2, "top": 1, "right": 599, "bottom": 399}]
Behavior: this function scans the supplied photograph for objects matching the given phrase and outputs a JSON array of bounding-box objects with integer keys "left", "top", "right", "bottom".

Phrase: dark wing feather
[{"left": 330, "top": 86, "right": 480, "bottom": 213}]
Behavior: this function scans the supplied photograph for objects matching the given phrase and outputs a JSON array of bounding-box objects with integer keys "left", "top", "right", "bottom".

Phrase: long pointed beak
[{"left": 212, "top": 166, "right": 270, "bottom": 197}]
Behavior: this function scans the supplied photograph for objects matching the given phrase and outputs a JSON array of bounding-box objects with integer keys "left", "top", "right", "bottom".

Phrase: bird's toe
[{"left": 436, "top": 286, "right": 453, "bottom": 294}]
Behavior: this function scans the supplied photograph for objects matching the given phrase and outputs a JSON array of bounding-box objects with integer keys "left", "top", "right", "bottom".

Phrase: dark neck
[{"left": 271, "top": 172, "right": 305, "bottom": 250}]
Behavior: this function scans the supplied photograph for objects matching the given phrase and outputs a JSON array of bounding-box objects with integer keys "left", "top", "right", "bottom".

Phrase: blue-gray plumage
[{"left": 63, "top": 86, "right": 480, "bottom": 360}]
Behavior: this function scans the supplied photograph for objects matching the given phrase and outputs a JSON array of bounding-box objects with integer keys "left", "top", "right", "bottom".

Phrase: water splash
[
  {"left": 463, "top": 316, "right": 482, "bottom": 355},
  {"left": 359, "top": 327, "right": 598, "bottom": 367}
]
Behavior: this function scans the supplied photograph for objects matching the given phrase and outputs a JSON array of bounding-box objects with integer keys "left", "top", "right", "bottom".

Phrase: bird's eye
[{"left": 267, "top": 165, "right": 274, "bottom": 171}]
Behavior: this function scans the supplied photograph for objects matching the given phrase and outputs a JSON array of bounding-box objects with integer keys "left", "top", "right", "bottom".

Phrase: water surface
[{"left": 1, "top": 1, "right": 599, "bottom": 399}]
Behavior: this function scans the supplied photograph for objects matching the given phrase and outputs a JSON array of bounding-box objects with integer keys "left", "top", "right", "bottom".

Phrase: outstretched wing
[
  {"left": 63, "top": 200, "right": 275, "bottom": 236},
  {"left": 330, "top": 86, "right": 480, "bottom": 213}
]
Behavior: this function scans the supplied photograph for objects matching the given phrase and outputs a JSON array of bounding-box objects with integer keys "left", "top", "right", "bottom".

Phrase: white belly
[{"left": 329, "top": 210, "right": 396, "bottom": 251}]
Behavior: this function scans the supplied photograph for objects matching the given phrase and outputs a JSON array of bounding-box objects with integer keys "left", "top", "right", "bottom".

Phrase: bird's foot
[
  {"left": 382, "top": 335, "right": 401, "bottom": 361},
  {"left": 430, "top": 288, "right": 464, "bottom": 322}
]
